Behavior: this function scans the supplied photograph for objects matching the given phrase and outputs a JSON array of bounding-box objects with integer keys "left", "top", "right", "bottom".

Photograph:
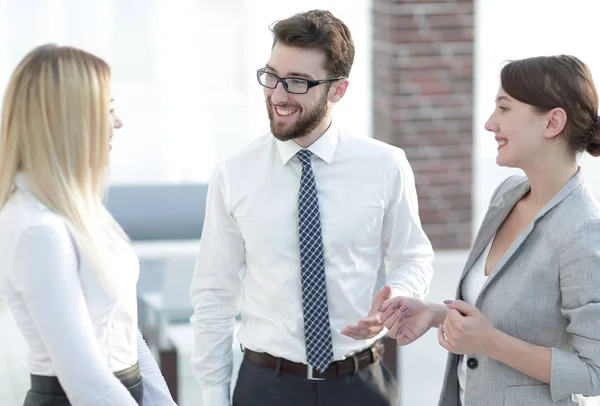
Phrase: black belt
[
  {"left": 29, "top": 362, "right": 142, "bottom": 401},
  {"left": 244, "top": 343, "right": 383, "bottom": 380}
]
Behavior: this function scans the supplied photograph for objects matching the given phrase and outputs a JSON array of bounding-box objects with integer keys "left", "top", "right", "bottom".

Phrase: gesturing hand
[
  {"left": 341, "top": 285, "right": 392, "bottom": 340},
  {"left": 379, "top": 296, "right": 442, "bottom": 346}
]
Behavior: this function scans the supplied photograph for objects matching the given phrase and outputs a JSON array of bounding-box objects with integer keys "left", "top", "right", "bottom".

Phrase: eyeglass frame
[{"left": 256, "top": 68, "right": 345, "bottom": 94}]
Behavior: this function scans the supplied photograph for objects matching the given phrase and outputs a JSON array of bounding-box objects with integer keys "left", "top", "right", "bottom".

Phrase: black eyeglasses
[{"left": 256, "top": 68, "right": 345, "bottom": 94}]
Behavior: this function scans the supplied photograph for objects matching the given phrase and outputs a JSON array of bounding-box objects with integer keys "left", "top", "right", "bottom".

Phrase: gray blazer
[{"left": 438, "top": 170, "right": 600, "bottom": 406}]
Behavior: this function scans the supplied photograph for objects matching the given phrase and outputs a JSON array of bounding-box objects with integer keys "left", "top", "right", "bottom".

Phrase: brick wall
[{"left": 372, "top": 0, "right": 475, "bottom": 250}]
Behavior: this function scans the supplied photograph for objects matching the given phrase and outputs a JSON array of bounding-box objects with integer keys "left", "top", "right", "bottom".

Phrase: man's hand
[{"left": 340, "top": 285, "right": 392, "bottom": 340}]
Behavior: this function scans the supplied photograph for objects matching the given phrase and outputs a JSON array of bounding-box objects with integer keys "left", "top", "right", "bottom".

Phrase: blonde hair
[{"left": 0, "top": 44, "right": 128, "bottom": 291}]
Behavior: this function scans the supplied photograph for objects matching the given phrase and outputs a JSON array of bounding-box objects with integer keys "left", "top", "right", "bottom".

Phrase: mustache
[{"left": 267, "top": 99, "right": 300, "bottom": 110}]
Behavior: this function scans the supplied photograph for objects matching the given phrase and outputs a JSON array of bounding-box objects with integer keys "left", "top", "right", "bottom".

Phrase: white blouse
[
  {"left": 0, "top": 173, "right": 175, "bottom": 406},
  {"left": 458, "top": 237, "right": 493, "bottom": 406}
]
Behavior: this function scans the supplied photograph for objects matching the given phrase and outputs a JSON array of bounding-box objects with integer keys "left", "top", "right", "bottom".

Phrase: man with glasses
[{"left": 190, "top": 9, "right": 434, "bottom": 406}]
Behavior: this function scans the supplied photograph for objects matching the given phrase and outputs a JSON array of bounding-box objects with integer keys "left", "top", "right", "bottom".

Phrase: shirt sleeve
[
  {"left": 189, "top": 166, "right": 245, "bottom": 406},
  {"left": 137, "top": 330, "right": 177, "bottom": 406},
  {"left": 9, "top": 223, "right": 138, "bottom": 406},
  {"left": 550, "top": 217, "right": 600, "bottom": 401},
  {"left": 382, "top": 150, "right": 435, "bottom": 299}
]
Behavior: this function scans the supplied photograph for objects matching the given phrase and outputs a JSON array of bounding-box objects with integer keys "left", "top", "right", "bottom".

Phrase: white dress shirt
[
  {"left": 190, "top": 121, "right": 435, "bottom": 406},
  {"left": 458, "top": 237, "right": 492, "bottom": 406},
  {"left": 0, "top": 173, "right": 175, "bottom": 406}
]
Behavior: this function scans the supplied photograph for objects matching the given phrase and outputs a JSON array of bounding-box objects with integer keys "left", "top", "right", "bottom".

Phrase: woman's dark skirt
[{"left": 22, "top": 362, "right": 143, "bottom": 405}]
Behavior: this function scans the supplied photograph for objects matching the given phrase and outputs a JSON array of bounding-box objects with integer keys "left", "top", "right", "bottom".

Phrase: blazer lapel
[
  {"left": 454, "top": 177, "right": 531, "bottom": 299},
  {"left": 477, "top": 170, "right": 585, "bottom": 299},
  {"left": 456, "top": 205, "right": 508, "bottom": 293}
]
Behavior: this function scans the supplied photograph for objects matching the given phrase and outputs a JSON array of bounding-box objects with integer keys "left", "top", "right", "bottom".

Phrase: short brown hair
[
  {"left": 270, "top": 10, "right": 355, "bottom": 78},
  {"left": 501, "top": 55, "right": 600, "bottom": 156}
]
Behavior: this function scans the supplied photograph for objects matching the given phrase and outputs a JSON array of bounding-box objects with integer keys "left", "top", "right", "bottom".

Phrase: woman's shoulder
[
  {"left": 0, "top": 191, "right": 68, "bottom": 243},
  {"left": 559, "top": 185, "right": 600, "bottom": 230},
  {"left": 0, "top": 192, "right": 75, "bottom": 286}
]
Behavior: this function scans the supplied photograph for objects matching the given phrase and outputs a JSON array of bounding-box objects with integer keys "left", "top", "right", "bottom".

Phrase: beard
[{"left": 266, "top": 91, "right": 329, "bottom": 142}]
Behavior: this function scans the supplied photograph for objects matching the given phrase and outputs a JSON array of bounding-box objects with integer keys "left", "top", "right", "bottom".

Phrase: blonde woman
[{"left": 0, "top": 45, "right": 176, "bottom": 406}]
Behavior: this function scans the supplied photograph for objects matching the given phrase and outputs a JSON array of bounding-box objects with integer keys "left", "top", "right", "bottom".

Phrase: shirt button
[{"left": 467, "top": 357, "right": 478, "bottom": 369}]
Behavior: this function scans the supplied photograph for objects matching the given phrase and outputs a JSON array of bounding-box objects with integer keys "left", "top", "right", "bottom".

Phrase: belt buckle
[{"left": 307, "top": 365, "right": 325, "bottom": 381}]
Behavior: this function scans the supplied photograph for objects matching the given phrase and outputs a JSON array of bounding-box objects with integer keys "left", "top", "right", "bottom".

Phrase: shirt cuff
[{"left": 202, "top": 384, "right": 231, "bottom": 406}]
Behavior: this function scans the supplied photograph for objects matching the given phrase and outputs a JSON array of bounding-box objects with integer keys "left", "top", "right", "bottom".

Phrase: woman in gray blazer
[{"left": 379, "top": 55, "right": 600, "bottom": 405}]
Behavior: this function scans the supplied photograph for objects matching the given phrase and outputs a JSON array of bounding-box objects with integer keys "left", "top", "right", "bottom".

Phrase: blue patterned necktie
[{"left": 296, "top": 149, "right": 334, "bottom": 373}]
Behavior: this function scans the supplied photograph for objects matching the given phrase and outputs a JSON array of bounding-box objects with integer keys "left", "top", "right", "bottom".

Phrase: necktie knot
[{"left": 296, "top": 149, "right": 312, "bottom": 169}]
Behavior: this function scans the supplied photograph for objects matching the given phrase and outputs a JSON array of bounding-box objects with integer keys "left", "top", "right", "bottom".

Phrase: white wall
[
  {"left": 0, "top": 0, "right": 371, "bottom": 184},
  {"left": 5, "top": 0, "right": 600, "bottom": 226},
  {"left": 474, "top": 0, "right": 600, "bottom": 231}
]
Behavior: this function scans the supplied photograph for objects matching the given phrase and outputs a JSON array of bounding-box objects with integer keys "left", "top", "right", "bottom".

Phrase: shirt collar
[{"left": 275, "top": 120, "right": 339, "bottom": 165}]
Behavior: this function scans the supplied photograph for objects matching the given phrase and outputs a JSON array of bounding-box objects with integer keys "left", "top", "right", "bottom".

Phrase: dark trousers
[
  {"left": 22, "top": 363, "right": 143, "bottom": 406},
  {"left": 232, "top": 357, "right": 397, "bottom": 406}
]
